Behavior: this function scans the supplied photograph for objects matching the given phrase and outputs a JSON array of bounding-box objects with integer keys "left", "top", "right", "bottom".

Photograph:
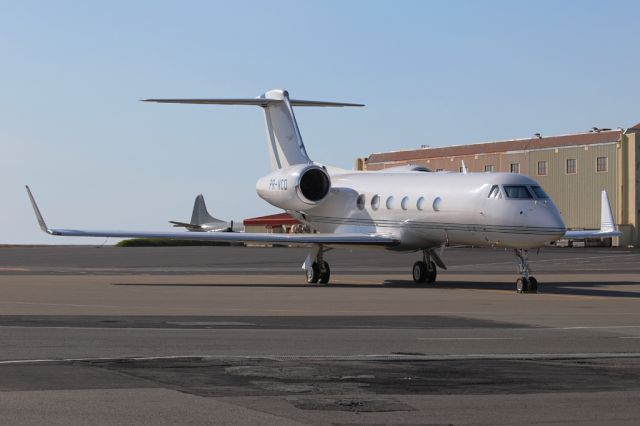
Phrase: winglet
[
  {"left": 25, "top": 186, "right": 52, "bottom": 234},
  {"left": 600, "top": 190, "right": 616, "bottom": 233}
]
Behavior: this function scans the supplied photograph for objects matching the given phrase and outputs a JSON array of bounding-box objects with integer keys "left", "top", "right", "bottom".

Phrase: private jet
[{"left": 26, "top": 89, "right": 621, "bottom": 293}]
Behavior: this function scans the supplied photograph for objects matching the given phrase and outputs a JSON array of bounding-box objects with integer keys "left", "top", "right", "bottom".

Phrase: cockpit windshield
[
  {"left": 530, "top": 186, "right": 550, "bottom": 199},
  {"left": 488, "top": 185, "right": 501, "bottom": 199},
  {"left": 503, "top": 185, "right": 533, "bottom": 199}
]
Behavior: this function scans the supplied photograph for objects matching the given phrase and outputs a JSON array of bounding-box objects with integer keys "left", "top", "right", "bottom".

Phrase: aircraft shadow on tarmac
[{"left": 113, "top": 280, "right": 640, "bottom": 298}]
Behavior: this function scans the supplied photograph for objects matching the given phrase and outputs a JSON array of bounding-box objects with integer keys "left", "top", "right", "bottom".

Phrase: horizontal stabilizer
[
  {"left": 169, "top": 221, "right": 204, "bottom": 231},
  {"left": 141, "top": 98, "right": 364, "bottom": 107}
]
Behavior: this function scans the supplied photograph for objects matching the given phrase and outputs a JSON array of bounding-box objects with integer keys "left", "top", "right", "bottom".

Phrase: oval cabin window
[
  {"left": 386, "top": 196, "right": 394, "bottom": 209},
  {"left": 401, "top": 196, "right": 409, "bottom": 210},
  {"left": 371, "top": 195, "right": 380, "bottom": 210}
]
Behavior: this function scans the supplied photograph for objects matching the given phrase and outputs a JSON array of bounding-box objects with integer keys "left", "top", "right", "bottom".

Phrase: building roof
[
  {"left": 628, "top": 123, "right": 640, "bottom": 132},
  {"left": 365, "top": 129, "right": 623, "bottom": 165},
  {"left": 243, "top": 212, "right": 301, "bottom": 227}
]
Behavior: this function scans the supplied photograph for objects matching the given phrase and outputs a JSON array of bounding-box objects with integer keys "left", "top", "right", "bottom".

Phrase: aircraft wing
[
  {"left": 563, "top": 190, "right": 623, "bottom": 239},
  {"left": 26, "top": 187, "right": 397, "bottom": 246}
]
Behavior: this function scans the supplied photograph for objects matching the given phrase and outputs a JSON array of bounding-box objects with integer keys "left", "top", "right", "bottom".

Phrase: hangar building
[{"left": 359, "top": 124, "right": 640, "bottom": 246}]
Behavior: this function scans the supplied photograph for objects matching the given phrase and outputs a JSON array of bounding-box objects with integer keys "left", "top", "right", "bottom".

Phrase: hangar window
[
  {"left": 401, "top": 196, "right": 409, "bottom": 210},
  {"left": 488, "top": 185, "right": 501, "bottom": 199},
  {"left": 530, "top": 186, "right": 550, "bottom": 199},
  {"left": 371, "top": 194, "right": 380, "bottom": 210},
  {"left": 356, "top": 194, "right": 366, "bottom": 210},
  {"left": 484, "top": 165, "right": 494, "bottom": 172},
  {"left": 503, "top": 185, "right": 533, "bottom": 199},
  {"left": 566, "top": 159, "right": 577, "bottom": 174},
  {"left": 386, "top": 196, "right": 394, "bottom": 209},
  {"left": 597, "top": 156, "right": 608, "bottom": 173},
  {"left": 537, "top": 161, "right": 547, "bottom": 176},
  {"left": 417, "top": 196, "right": 426, "bottom": 210},
  {"left": 510, "top": 163, "right": 520, "bottom": 174}
]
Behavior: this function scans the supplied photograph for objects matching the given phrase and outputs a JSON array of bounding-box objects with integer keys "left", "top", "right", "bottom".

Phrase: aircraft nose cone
[{"left": 539, "top": 201, "right": 566, "bottom": 235}]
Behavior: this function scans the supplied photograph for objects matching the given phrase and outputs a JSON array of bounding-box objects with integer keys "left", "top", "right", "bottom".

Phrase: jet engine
[{"left": 256, "top": 164, "right": 331, "bottom": 211}]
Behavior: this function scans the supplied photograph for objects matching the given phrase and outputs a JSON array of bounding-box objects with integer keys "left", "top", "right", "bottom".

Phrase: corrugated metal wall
[{"left": 530, "top": 143, "right": 618, "bottom": 229}]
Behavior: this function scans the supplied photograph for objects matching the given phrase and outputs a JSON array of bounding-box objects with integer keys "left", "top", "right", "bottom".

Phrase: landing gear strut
[
  {"left": 304, "top": 244, "right": 331, "bottom": 285},
  {"left": 412, "top": 250, "right": 437, "bottom": 284},
  {"left": 514, "top": 249, "right": 538, "bottom": 293}
]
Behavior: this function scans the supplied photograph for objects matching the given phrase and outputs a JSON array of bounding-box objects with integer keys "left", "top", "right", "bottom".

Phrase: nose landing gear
[{"left": 514, "top": 249, "right": 538, "bottom": 293}]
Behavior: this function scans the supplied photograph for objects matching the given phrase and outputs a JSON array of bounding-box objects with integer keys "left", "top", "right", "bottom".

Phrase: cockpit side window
[
  {"left": 530, "top": 186, "right": 550, "bottom": 199},
  {"left": 488, "top": 185, "right": 501, "bottom": 199},
  {"left": 503, "top": 185, "right": 533, "bottom": 199}
]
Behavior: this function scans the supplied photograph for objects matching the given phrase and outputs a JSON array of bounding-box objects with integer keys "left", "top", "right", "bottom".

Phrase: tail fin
[
  {"left": 261, "top": 89, "right": 310, "bottom": 170},
  {"left": 190, "top": 194, "right": 223, "bottom": 225},
  {"left": 600, "top": 190, "right": 616, "bottom": 233},
  {"left": 142, "top": 89, "right": 363, "bottom": 170}
]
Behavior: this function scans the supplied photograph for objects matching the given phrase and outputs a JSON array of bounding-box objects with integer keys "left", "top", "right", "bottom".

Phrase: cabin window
[
  {"left": 356, "top": 194, "right": 366, "bottom": 210},
  {"left": 503, "top": 185, "right": 533, "bottom": 199},
  {"left": 432, "top": 197, "right": 443, "bottom": 211},
  {"left": 566, "top": 159, "right": 577, "bottom": 174},
  {"left": 416, "top": 196, "right": 426, "bottom": 210},
  {"left": 488, "top": 185, "right": 501, "bottom": 199},
  {"left": 371, "top": 195, "right": 380, "bottom": 210},
  {"left": 484, "top": 165, "right": 494, "bottom": 172},
  {"left": 401, "top": 196, "right": 409, "bottom": 210},
  {"left": 537, "top": 161, "right": 547, "bottom": 176},
  {"left": 510, "top": 163, "right": 520, "bottom": 174},
  {"left": 385, "top": 196, "right": 394, "bottom": 209},
  {"left": 530, "top": 186, "right": 550, "bottom": 199},
  {"left": 597, "top": 156, "right": 607, "bottom": 173},
  {"left": 435, "top": 168, "right": 443, "bottom": 172}
]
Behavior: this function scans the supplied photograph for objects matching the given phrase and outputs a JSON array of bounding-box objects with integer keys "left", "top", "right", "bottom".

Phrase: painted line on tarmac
[
  {"left": 417, "top": 337, "right": 522, "bottom": 341},
  {"left": 560, "top": 325, "right": 640, "bottom": 330},
  {"left": 1, "top": 352, "right": 640, "bottom": 365}
]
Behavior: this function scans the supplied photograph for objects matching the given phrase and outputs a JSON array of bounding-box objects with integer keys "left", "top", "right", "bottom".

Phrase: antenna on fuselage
[{"left": 461, "top": 160, "right": 468, "bottom": 174}]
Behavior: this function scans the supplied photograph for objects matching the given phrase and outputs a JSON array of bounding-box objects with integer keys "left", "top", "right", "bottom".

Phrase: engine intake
[{"left": 256, "top": 164, "right": 331, "bottom": 211}]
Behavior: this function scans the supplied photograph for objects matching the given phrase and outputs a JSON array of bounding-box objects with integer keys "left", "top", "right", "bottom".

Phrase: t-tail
[{"left": 142, "top": 89, "right": 363, "bottom": 170}]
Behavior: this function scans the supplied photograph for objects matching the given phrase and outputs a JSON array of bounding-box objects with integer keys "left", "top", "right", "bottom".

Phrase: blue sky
[{"left": 2, "top": 0, "right": 639, "bottom": 244}]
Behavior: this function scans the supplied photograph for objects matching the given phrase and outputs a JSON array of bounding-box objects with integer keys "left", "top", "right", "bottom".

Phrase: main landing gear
[
  {"left": 412, "top": 250, "right": 437, "bottom": 284},
  {"left": 304, "top": 244, "right": 331, "bottom": 285},
  {"left": 514, "top": 249, "right": 538, "bottom": 293}
]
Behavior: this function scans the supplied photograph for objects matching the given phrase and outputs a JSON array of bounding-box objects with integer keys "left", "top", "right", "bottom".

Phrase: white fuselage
[{"left": 283, "top": 169, "right": 566, "bottom": 250}]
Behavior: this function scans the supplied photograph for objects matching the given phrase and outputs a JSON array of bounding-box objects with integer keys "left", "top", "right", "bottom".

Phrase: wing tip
[{"left": 25, "top": 186, "right": 51, "bottom": 234}]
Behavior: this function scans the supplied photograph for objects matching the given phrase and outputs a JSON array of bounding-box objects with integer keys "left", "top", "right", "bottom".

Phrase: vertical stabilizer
[
  {"left": 190, "top": 194, "right": 221, "bottom": 225},
  {"left": 600, "top": 190, "right": 616, "bottom": 232},
  {"left": 260, "top": 89, "right": 311, "bottom": 170}
]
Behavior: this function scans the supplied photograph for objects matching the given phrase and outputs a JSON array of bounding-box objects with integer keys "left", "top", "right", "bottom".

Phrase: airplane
[
  {"left": 26, "top": 89, "right": 622, "bottom": 293},
  {"left": 169, "top": 194, "right": 244, "bottom": 232}
]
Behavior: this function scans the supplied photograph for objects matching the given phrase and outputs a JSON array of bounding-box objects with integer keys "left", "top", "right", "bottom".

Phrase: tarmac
[{"left": 1, "top": 245, "right": 640, "bottom": 425}]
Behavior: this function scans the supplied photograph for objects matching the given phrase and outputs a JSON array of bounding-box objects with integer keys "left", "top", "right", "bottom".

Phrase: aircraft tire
[
  {"left": 529, "top": 276, "right": 538, "bottom": 293},
  {"left": 427, "top": 261, "right": 437, "bottom": 283},
  {"left": 318, "top": 261, "right": 331, "bottom": 284},
  {"left": 412, "top": 261, "right": 428, "bottom": 283},
  {"left": 516, "top": 277, "right": 525, "bottom": 293},
  {"left": 306, "top": 262, "right": 320, "bottom": 284}
]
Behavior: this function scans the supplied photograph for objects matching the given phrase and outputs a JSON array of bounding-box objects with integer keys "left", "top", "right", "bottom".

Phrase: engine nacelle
[{"left": 256, "top": 164, "right": 331, "bottom": 211}]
